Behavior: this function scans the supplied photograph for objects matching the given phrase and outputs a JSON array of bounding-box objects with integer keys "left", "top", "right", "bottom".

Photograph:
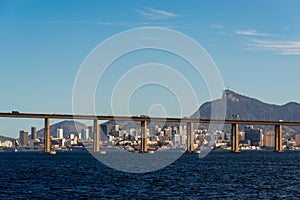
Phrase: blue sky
[{"left": 1, "top": 0, "right": 300, "bottom": 137}]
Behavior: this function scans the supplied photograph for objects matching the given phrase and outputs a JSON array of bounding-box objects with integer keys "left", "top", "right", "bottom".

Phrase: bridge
[{"left": 1, "top": 112, "right": 299, "bottom": 153}]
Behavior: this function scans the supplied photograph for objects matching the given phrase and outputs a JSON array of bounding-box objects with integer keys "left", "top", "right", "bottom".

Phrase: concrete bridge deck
[{"left": 1, "top": 112, "right": 300, "bottom": 126}]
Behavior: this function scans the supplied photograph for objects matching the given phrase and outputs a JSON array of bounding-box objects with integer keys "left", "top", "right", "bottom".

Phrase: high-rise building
[
  {"left": 172, "top": 134, "right": 181, "bottom": 147},
  {"left": 113, "top": 124, "right": 119, "bottom": 131},
  {"left": 19, "top": 130, "right": 29, "bottom": 146},
  {"left": 245, "top": 126, "right": 263, "bottom": 146},
  {"left": 221, "top": 131, "right": 227, "bottom": 141},
  {"left": 179, "top": 125, "right": 187, "bottom": 136},
  {"left": 69, "top": 133, "right": 75, "bottom": 139},
  {"left": 31, "top": 127, "right": 37, "bottom": 140},
  {"left": 88, "top": 126, "right": 93, "bottom": 139},
  {"left": 239, "top": 131, "right": 245, "bottom": 142},
  {"left": 172, "top": 126, "right": 178, "bottom": 135},
  {"left": 130, "top": 128, "right": 137, "bottom": 136},
  {"left": 57, "top": 128, "right": 64, "bottom": 139},
  {"left": 181, "top": 134, "right": 187, "bottom": 145},
  {"left": 263, "top": 130, "right": 275, "bottom": 147},
  {"left": 81, "top": 128, "right": 90, "bottom": 140},
  {"left": 164, "top": 128, "right": 172, "bottom": 138}
]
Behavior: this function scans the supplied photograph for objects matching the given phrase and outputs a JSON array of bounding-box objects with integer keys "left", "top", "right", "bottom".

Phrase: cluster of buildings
[
  {"left": 0, "top": 140, "right": 14, "bottom": 148},
  {"left": 5, "top": 127, "right": 90, "bottom": 151},
  {"left": 216, "top": 125, "right": 300, "bottom": 150},
  {"left": 101, "top": 123, "right": 191, "bottom": 150},
  {"left": 1, "top": 122, "right": 300, "bottom": 151},
  {"left": 99, "top": 123, "right": 300, "bottom": 151}
]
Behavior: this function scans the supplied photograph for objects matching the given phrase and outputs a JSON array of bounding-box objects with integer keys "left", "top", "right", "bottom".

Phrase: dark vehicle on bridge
[{"left": 12, "top": 111, "right": 20, "bottom": 114}]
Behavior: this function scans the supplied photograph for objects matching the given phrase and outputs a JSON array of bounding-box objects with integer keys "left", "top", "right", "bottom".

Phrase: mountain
[
  {"left": 37, "top": 120, "right": 88, "bottom": 138},
  {"left": 0, "top": 135, "right": 15, "bottom": 142},
  {"left": 192, "top": 90, "right": 300, "bottom": 132},
  {"left": 33, "top": 90, "right": 300, "bottom": 137}
]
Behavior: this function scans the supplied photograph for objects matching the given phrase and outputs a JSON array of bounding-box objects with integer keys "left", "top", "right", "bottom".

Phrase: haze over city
[{"left": 1, "top": 0, "right": 300, "bottom": 137}]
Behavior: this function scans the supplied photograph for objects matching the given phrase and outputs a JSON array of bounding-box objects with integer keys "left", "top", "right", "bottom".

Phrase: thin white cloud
[
  {"left": 236, "top": 29, "right": 272, "bottom": 36},
  {"left": 95, "top": 21, "right": 179, "bottom": 29},
  {"left": 134, "top": 7, "right": 178, "bottom": 20},
  {"left": 246, "top": 39, "right": 300, "bottom": 55},
  {"left": 96, "top": 21, "right": 135, "bottom": 27},
  {"left": 211, "top": 24, "right": 227, "bottom": 35},
  {"left": 211, "top": 24, "right": 223, "bottom": 29},
  {"left": 46, "top": 19, "right": 179, "bottom": 29},
  {"left": 96, "top": 21, "right": 114, "bottom": 25},
  {"left": 283, "top": 26, "right": 289, "bottom": 30},
  {"left": 46, "top": 20, "right": 88, "bottom": 24}
]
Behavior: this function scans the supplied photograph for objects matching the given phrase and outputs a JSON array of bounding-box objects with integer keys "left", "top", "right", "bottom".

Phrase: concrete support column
[
  {"left": 141, "top": 120, "right": 147, "bottom": 153},
  {"left": 93, "top": 119, "right": 100, "bottom": 152},
  {"left": 275, "top": 124, "right": 283, "bottom": 152},
  {"left": 187, "top": 122, "right": 194, "bottom": 153},
  {"left": 44, "top": 118, "right": 51, "bottom": 153},
  {"left": 231, "top": 123, "right": 239, "bottom": 153}
]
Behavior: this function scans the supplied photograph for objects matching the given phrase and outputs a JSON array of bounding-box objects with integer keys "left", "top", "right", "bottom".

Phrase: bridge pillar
[
  {"left": 44, "top": 118, "right": 51, "bottom": 153},
  {"left": 141, "top": 120, "right": 147, "bottom": 153},
  {"left": 274, "top": 124, "right": 283, "bottom": 152},
  {"left": 231, "top": 123, "right": 239, "bottom": 153},
  {"left": 93, "top": 119, "right": 100, "bottom": 152},
  {"left": 187, "top": 122, "right": 194, "bottom": 153}
]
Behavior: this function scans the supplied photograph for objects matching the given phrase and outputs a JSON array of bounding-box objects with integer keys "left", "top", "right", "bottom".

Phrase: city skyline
[
  {"left": 2, "top": 112, "right": 300, "bottom": 152},
  {"left": 1, "top": 0, "right": 300, "bottom": 137}
]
